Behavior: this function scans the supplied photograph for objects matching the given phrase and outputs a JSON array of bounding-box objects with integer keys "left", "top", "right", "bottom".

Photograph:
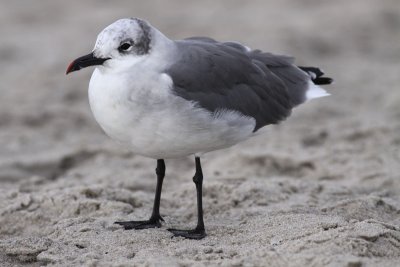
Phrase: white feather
[{"left": 306, "top": 80, "right": 330, "bottom": 100}]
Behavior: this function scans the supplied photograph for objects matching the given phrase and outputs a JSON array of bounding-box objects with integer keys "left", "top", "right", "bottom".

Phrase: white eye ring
[{"left": 118, "top": 42, "right": 132, "bottom": 52}]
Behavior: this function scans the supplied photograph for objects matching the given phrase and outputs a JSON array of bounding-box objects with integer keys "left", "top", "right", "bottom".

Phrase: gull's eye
[{"left": 118, "top": 42, "right": 132, "bottom": 52}]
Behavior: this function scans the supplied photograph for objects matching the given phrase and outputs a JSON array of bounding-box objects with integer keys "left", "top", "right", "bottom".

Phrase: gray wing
[{"left": 166, "top": 38, "right": 310, "bottom": 131}]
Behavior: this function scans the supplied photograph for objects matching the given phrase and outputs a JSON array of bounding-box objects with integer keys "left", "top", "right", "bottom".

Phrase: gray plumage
[{"left": 167, "top": 37, "right": 312, "bottom": 131}]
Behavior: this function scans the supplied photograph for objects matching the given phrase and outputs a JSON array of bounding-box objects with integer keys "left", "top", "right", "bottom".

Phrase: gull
[{"left": 66, "top": 18, "right": 332, "bottom": 239}]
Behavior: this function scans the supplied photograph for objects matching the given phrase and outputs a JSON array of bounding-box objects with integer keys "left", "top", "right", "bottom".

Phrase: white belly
[{"left": 88, "top": 68, "right": 256, "bottom": 159}]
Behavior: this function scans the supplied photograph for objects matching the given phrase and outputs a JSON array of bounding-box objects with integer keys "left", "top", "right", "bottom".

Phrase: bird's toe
[
  {"left": 168, "top": 228, "right": 206, "bottom": 240},
  {"left": 115, "top": 218, "right": 162, "bottom": 230}
]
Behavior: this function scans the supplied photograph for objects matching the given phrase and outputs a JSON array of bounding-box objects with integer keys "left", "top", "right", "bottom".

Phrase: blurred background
[
  {"left": 1, "top": 0, "right": 399, "bottom": 158},
  {"left": 0, "top": 0, "right": 399, "bottom": 266}
]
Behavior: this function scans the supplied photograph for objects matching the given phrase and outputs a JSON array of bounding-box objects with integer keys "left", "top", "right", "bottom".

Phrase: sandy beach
[{"left": 0, "top": 0, "right": 399, "bottom": 266}]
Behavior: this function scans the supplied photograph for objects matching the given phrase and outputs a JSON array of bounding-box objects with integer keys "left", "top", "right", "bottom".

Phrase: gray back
[{"left": 166, "top": 38, "right": 310, "bottom": 131}]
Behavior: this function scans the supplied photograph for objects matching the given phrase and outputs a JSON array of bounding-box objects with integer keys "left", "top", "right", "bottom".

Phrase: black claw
[
  {"left": 168, "top": 228, "right": 206, "bottom": 240},
  {"left": 115, "top": 218, "right": 162, "bottom": 230}
]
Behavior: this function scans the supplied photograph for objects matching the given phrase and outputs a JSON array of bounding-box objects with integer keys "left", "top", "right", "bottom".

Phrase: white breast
[{"left": 88, "top": 68, "right": 255, "bottom": 159}]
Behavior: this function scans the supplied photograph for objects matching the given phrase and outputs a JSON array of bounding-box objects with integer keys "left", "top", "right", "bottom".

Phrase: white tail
[{"left": 306, "top": 80, "right": 330, "bottom": 100}]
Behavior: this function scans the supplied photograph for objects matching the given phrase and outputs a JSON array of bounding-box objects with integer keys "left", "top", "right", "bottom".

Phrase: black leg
[
  {"left": 168, "top": 157, "right": 206, "bottom": 239},
  {"left": 115, "top": 159, "right": 166, "bottom": 230}
]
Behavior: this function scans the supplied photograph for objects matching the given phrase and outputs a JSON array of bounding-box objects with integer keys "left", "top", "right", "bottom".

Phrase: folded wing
[{"left": 166, "top": 38, "right": 329, "bottom": 131}]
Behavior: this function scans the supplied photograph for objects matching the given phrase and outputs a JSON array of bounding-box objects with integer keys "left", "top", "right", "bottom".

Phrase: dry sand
[{"left": 0, "top": 0, "right": 400, "bottom": 266}]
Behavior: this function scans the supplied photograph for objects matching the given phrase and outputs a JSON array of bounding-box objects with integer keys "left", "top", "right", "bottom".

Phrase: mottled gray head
[
  {"left": 94, "top": 18, "right": 152, "bottom": 59},
  {"left": 66, "top": 18, "right": 153, "bottom": 74}
]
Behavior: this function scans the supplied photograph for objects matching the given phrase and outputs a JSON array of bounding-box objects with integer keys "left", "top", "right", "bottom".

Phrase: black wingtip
[
  {"left": 298, "top": 66, "right": 333, "bottom": 85},
  {"left": 314, "top": 77, "right": 333, "bottom": 85}
]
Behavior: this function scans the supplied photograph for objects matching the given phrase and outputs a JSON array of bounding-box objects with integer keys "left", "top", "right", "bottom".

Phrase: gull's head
[
  {"left": 94, "top": 18, "right": 152, "bottom": 60},
  {"left": 66, "top": 18, "right": 153, "bottom": 74}
]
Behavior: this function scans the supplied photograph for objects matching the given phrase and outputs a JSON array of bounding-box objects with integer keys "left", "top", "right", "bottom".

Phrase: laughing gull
[{"left": 66, "top": 18, "right": 332, "bottom": 239}]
